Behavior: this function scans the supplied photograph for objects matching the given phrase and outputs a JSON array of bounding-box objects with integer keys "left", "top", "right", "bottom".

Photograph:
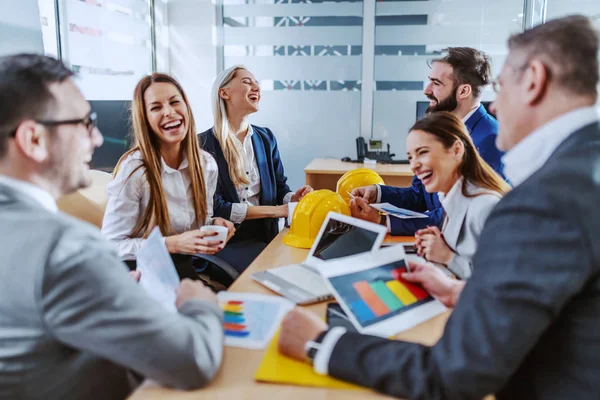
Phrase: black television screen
[
  {"left": 416, "top": 101, "right": 495, "bottom": 121},
  {"left": 90, "top": 100, "right": 132, "bottom": 172}
]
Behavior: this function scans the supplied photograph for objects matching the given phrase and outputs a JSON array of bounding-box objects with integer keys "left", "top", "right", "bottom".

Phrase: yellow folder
[{"left": 254, "top": 330, "right": 366, "bottom": 391}]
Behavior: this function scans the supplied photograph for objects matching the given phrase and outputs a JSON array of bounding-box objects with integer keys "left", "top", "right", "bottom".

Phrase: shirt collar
[
  {"left": 231, "top": 125, "right": 254, "bottom": 145},
  {"left": 462, "top": 105, "right": 480, "bottom": 123},
  {"left": 160, "top": 153, "right": 189, "bottom": 174},
  {"left": 0, "top": 175, "right": 58, "bottom": 213},
  {"left": 502, "top": 106, "right": 599, "bottom": 187},
  {"left": 438, "top": 177, "right": 463, "bottom": 214}
]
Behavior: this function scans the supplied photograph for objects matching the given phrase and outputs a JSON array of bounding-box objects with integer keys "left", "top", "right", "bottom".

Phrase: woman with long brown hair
[
  {"left": 101, "top": 73, "right": 235, "bottom": 281},
  {"left": 407, "top": 111, "right": 510, "bottom": 278}
]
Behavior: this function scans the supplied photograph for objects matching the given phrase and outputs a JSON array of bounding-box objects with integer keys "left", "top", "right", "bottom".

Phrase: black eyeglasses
[{"left": 9, "top": 111, "right": 98, "bottom": 137}]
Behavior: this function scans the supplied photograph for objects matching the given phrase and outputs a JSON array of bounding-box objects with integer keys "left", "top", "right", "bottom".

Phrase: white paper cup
[{"left": 200, "top": 225, "right": 228, "bottom": 243}]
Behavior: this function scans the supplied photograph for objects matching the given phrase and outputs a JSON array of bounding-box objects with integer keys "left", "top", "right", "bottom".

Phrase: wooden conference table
[
  {"left": 305, "top": 158, "right": 414, "bottom": 191},
  {"left": 128, "top": 231, "right": 451, "bottom": 400}
]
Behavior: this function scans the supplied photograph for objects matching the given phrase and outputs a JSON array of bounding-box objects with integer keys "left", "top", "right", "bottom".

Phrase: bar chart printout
[
  {"left": 218, "top": 292, "right": 294, "bottom": 349},
  {"left": 329, "top": 261, "right": 433, "bottom": 328}
]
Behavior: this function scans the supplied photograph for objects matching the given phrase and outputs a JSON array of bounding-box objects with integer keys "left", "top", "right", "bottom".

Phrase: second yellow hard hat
[
  {"left": 283, "top": 189, "right": 350, "bottom": 249},
  {"left": 336, "top": 168, "right": 385, "bottom": 203}
]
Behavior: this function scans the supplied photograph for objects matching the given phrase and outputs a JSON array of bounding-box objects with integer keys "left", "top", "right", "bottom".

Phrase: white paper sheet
[
  {"left": 371, "top": 202, "right": 428, "bottom": 219},
  {"left": 318, "top": 246, "right": 446, "bottom": 337},
  {"left": 136, "top": 227, "right": 180, "bottom": 313},
  {"left": 218, "top": 292, "right": 294, "bottom": 350}
]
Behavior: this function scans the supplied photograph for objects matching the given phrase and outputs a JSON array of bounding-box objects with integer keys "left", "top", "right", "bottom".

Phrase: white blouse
[
  {"left": 229, "top": 125, "right": 292, "bottom": 223},
  {"left": 101, "top": 150, "right": 219, "bottom": 260}
]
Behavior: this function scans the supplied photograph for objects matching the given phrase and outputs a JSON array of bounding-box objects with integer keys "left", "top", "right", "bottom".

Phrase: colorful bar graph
[
  {"left": 386, "top": 280, "right": 417, "bottom": 305},
  {"left": 353, "top": 281, "right": 390, "bottom": 316},
  {"left": 349, "top": 299, "right": 376, "bottom": 322},
  {"left": 369, "top": 280, "right": 403, "bottom": 311},
  {"left": 222, "top": 300, "right": 250, "bottom": 337}
]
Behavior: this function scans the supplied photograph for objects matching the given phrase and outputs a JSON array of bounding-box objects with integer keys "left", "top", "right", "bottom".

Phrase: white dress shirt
[
  {"left": 503, "top": 106, "right": 600, "bottom": 187},
  {"left": 229, "top": 125, "right": 292, "bottom": 223},
  {"left": 101, "top": 150, "right": 218, "bottom": 260},
  {"left": 0, "top": 175, "right": 57, "bottom": 213}
]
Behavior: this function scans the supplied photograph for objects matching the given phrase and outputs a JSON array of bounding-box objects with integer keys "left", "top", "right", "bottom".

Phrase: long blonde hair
[
  {"left": 114, "top": 73, "right": 208, "bottom": 238},
  {"left": 410, "top": 112, "right": 510, "bottom": 197},
  {"left": 211, "top": 65, "right": 251, "bottom": 187}
]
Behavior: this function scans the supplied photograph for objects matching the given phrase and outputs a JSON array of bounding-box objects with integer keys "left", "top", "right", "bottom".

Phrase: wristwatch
[{"left": 304, "top": 331, "right": 328, "bottom": 364}]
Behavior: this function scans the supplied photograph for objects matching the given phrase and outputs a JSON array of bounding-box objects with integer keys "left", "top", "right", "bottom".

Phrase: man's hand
[
  {"left": 213, "top": 217, "right": 236, "bottom": 242},
  {"left": 351, "top": 185, "right": 378, "bottom": 203},
  {"left": 402, "top": 261, "right": 465, "bottom": 307},
  {"left": 350, "top": 197, "right": 381, "bottom": 224},
  {"left": 175, "top": 278, "right": 218, "bottom": 308},
  {"left": 291, "top": 185, "right": 313, "bottom": 202},
  {"left": 278, "top": 307, "right": 328, "bottom": 362}
]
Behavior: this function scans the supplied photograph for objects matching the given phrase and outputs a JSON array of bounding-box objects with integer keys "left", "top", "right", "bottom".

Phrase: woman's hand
[
  {"left": 291, "top": 185, "right": 313, "bottom": 202},
  {"left": 402, "top": 261, "right": 465, "bottom": 308},
  {"left": 212, "top": 217, "right": 236, "bottom": 242},
  {"left": 165, "top": 230, "right": 223, "bottom": 255},
  {"left": 415, "top": 226, "right": 454, "bottom": 265}
]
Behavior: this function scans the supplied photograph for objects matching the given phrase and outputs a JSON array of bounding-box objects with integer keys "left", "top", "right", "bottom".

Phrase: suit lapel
[
  {"left": 465, "top": 105, "right": 485, "bottom": 134},
  {"left": 251, "top": 128, "right": 271, "bottom": 205},
  {"left": 211, "top": 134, "right": 240, "bottom": 202},
  {"left": 441, "top": 186, "right": 471, "bottom": 251}
]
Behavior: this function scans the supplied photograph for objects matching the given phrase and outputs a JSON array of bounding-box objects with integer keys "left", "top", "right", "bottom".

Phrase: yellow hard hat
[
  {"left": 283, "top": 189, "right": 350, "bottom": 249},
  {"left": 336, "top": 168, "right": 385, "bottom": 203}
]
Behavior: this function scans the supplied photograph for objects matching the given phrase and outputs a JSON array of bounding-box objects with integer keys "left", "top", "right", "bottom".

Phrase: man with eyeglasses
[
  {"left": 278, "top": 15, "right": 600, "bottom": 400},
  {"left": 0, "top": 54, "right": 224, "bottom": 399}
]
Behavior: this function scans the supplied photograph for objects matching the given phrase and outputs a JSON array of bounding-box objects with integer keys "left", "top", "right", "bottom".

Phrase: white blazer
[{"left": 438, "top": 178, "right": 502, "bottom": 279}]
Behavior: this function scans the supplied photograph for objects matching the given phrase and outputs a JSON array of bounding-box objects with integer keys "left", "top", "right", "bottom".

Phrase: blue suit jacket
[
  {"left": 199, "top": 125, "right": 292, "bottom": 244},
  {"left": 383, "top": 105, "right": 505, "bottom": 235}
]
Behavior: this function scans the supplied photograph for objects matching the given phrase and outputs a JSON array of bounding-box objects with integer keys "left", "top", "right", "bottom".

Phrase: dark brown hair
[
  {"left": 410, "top": 112, "right": 510, "bottom": 197},
  {"left": 0, "top": 54, "right": 73, "bottom": 158},
  {"left": 507, "top": 15, "right": 598, "bottom": 99},
  {"left": 429, "top": 47, "right": 492, "bottom": 98},
  {"left": 114, "top": 73, "right": 208, "bottom": 238}
]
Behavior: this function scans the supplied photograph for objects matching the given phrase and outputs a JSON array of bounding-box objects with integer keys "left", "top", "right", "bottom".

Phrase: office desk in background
[
  {"left": 128, "top": 231, "right": 450, "bottom": 400},
  {"left": 305, "top": 158, "right": 414, "bottom": 191}
]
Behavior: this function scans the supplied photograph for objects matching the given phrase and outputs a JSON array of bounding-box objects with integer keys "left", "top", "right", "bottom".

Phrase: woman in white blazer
[{"left": 408, "top": 112, "right": 511, "bottom": 279}]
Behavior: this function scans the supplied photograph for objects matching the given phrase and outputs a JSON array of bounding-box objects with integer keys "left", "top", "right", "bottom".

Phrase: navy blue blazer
[
  {"left": 199, "top": 125, "right": 292, "bottom": 244},
  {"left": 383, "top": 105, "right": 505, "bottom": 235}
]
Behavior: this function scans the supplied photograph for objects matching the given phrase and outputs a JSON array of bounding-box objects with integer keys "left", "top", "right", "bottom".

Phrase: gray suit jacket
[
  {"left": 0, "top": 184, "right": 224, "bottom": 400},
  {"left": 441, "top": 181, "right": 501, "bottom": 279},
  {"left": 326, "top": 121, "right": 600, "bottom": 399}
]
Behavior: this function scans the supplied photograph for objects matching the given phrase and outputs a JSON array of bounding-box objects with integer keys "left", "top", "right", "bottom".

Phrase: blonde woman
[
  {"left": 102, "top": 73, "right": 234, "bottom": 281},
  {"left": 199, "top": 65, "right": 312, "bottom": 274}
]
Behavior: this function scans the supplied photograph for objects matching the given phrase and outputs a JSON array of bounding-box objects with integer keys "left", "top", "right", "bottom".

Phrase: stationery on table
[
  {"left": 371, "top": 202, "right": 428, "bottom": 219},
  {"left": 217, "top": 292, "right": 294, "bottom": 350},
  {"left": 136, "top": 227, "right": 180, "bottom": 313},
  {"left": 319, "top": 245, "right": 447, "bottom": 337},
  {"left": 254, "top": 329, "right": 365, "bottom": 391}
]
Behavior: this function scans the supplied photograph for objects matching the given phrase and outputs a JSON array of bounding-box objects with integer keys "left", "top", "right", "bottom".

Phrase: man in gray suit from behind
[
  {"left": 278, "top": 15, "right": 600, "bottom": 399},
  {"left": 0, "top": 54, "right": 224, "bottom": 399}
]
